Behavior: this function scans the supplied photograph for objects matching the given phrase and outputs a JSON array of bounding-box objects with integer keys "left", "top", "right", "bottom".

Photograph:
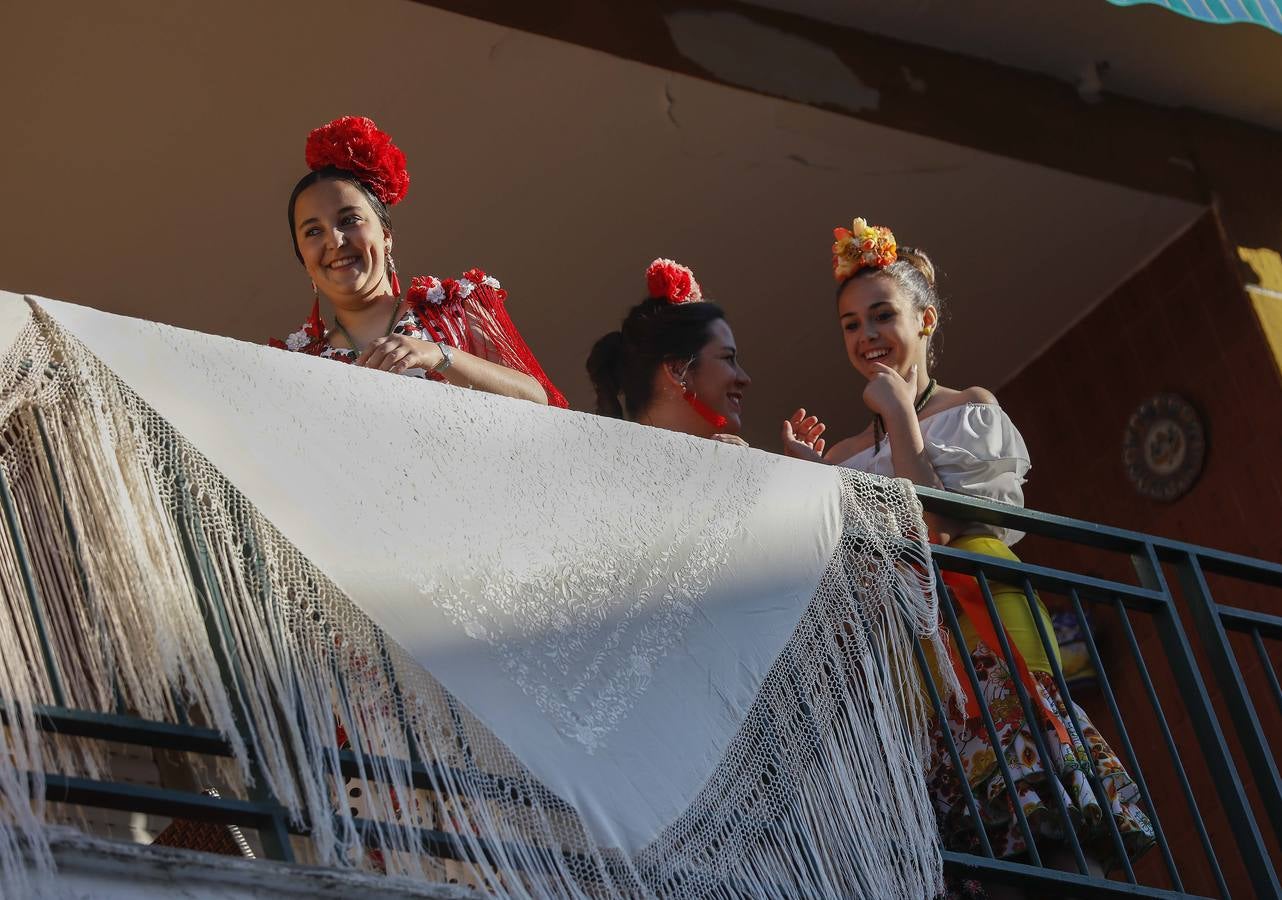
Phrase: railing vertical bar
[
  {"left": 374, "top": 629, "right": 424, "bottom": 771},
  {"left": 1068, "top": 589, "right": 1183, "bottom": 893},
  {"left": 375, "top": 628, "right": 440, "bottom": 832},
  {"left": 170, "top": 689, "right": 190, "bottom": 727},
  {"left": 1121, "top": 556, "right": 1230, "bottom": 899},
  {"left": 0, "top": 463, "right": 67, "bottom": 707},
  {"left": 237, "top": 508, "right": 303, "bottom": 862},
  {"left": 1019, "top": 578, "right": 1135, "bottom": 883},
  {"left": 909, "top": 629, "right": 995, "bottom": 858},
  {"left": 1174, "top": 553, "right": 1282, "bottom": 850},
  {"left": 174, "top": 482, "right": 294, "bottom": 863},
  {"left": 972, "top": 569, "right": 1090, "bottom": 875},
  {"left": 1250, "top": 627, "right": 1282, "bottom": 717},
  {"left": 329, "top": 647, "right": 362, "bottom": 826},
  {"left": 933, "top": 561, "right": 1043, "bottom": 867}
]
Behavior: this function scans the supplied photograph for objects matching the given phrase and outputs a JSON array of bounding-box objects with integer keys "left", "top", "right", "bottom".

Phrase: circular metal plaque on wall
[{"left": 1122, "top": 393, "right": 1206, "bottom": 502}]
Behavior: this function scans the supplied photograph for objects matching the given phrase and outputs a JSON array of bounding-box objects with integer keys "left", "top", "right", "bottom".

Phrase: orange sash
[{"left": 941, "top": 570, "right": 1071, "bottom": 747}]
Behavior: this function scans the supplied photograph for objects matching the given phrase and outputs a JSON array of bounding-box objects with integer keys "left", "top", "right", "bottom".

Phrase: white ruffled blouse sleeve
[{"left": 923, "top": 403, "right": 1031, "bottom": 544}]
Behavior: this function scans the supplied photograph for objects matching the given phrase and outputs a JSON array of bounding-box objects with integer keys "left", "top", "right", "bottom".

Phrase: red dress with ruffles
[{"left": 270, "top": 268, "right": 567, "bottom": 409}]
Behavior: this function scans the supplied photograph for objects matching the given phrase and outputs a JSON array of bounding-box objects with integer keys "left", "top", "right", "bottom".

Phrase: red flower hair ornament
[
  {"left": 305, "top": 116, "right": 410, "bottom": 206},
  {"left": 646, "top": 258, "right": 703, "bottom": 305}
]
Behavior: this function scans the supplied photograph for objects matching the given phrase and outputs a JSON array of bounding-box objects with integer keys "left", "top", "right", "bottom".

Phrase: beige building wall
[{"left": 3, "top": 0, "right": 1199, "bottom": 445}]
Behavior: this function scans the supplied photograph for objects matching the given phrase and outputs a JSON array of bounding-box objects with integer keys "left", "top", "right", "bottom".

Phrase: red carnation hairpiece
[
  {"left": 305, "top": 116, "right": 410, "bottom": 206},
  {"left": 646, "top": 258, "right": 703, "bottom": 305}
]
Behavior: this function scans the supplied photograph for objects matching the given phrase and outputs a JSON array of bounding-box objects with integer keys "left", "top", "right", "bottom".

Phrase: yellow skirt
[{"left": 948, "top": 534, "right": 1060, "bottom": 675}]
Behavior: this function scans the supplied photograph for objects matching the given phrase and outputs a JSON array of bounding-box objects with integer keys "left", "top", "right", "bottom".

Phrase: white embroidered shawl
[{"left": 0, "top": 292, "right": 954, "bottom": 898}]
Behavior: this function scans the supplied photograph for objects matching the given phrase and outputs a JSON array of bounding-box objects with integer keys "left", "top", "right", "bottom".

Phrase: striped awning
[{"left": 1108, "top": 0, "right": 1282, "bottom": 34}]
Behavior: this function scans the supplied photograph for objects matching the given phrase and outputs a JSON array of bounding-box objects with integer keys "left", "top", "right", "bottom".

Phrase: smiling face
[
  {"left": 837, "top": 273, "right": 936, "bottom": 381},
  {"left": 682, "top": 318, "right": 751, "bottom": 433},
  {"left": 293, "top": 177, "right": 392, "bottom": 308}
]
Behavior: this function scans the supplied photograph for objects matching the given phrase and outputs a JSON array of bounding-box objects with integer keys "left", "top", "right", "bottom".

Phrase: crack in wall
[{"left": 784, "top": 153, "right": 836, "bottom": 171}]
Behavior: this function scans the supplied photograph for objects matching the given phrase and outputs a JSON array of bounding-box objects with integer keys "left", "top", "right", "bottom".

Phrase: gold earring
[{"left": 920, "top": 326, "right": 934, "bottom": 336}]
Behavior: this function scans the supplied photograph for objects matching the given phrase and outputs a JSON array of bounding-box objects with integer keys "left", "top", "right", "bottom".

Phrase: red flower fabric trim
[
  {"left": 442, "top": 277, "right": 469, "bottom": 302},
  {"left": 646, "top": 258, "right": 703, "bottom": 305},
  {"left": 408, "top": 275, "right": 446, "bottom": 306},
  {"left": 305, "top": 116, "right": 410, "bottom": 207},
  {"left": 269, "top": 298, "right": 327, "bottom": 354}
]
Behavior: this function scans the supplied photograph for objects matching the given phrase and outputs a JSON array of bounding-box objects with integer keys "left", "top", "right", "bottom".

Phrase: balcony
[{"left": 1, "top": 388, "right": 1278, "bottom": 897}]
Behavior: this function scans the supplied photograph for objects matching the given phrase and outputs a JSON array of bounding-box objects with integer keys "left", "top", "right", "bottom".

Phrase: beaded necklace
[{"left": 332, "top": 299, "right": 404, "bottom": 353}]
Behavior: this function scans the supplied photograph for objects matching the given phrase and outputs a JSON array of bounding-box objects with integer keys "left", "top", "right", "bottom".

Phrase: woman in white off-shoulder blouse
[{"left": 782, "top": 220, "right": 1153, "bottom": 896}]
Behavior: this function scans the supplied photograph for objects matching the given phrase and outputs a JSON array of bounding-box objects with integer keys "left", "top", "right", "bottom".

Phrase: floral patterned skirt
[{"left": 930, "top": 640, "right": 1156, "bottom": 869}]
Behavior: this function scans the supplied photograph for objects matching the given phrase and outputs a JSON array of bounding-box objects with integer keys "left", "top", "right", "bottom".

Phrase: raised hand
[
  {"left": 862, "top": 363, "right": 918, "bottom": 420},
  {"left": 781, "top": 408, "right": 827, "bottom": 462}
]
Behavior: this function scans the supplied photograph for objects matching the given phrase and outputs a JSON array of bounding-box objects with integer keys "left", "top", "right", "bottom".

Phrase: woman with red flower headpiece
[
  {"left": 586, "top": 259, "right": 751, "bottom": 444},
  {"left": 273, "top": 116, "right": 566, "bottom": 408},
  {"left": 272, "top": 116, "right": 564, "bottom": 881},
  {"left": 781, "top": 219, "right": 1155, "bottom": 897}
]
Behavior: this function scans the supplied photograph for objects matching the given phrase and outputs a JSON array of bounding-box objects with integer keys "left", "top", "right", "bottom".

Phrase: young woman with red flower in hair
[
  {"left": 273, "top": 115, "right": 566, "bottom": 408},
  {"left": 272, "top": 116, "right": 565, "bottom": 882},
  {"left": 587, "top": 259, "right": 751, "bottom": 445},
  {"left": 781, "top": 218, "right": 1154, "bottom": 898}
]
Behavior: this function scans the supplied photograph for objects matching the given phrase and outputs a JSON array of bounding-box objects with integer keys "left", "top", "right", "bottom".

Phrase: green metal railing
[
  {"left": 1, "top": 454, "right": 1278, "bottom": 896},
  {"left": 918, "top": 487, "right": 1281, "bottom": 899}
]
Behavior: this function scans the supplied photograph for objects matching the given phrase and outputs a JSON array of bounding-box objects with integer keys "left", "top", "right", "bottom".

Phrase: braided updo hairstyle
[{"left": 586, "top": 298, "right": 727, "bottom": 419}]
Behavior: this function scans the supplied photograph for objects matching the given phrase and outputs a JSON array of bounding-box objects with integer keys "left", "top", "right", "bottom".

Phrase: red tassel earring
[
  {"left": 304, "top": 283, "right": 325, "bottom": 343},
  {"left": 387, "top": 250, "right": 401, "bottom": 298},
  {"left": 682, "top": 385, "right": 729, "bottom": 430}
]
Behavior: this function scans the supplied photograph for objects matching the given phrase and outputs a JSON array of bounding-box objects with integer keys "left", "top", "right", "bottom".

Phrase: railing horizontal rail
[
  {"left": 941, "top": 852, "right": 1212, "bottom": 899},
  {"left": 6, "top": 701, "right": 573, "bottom": 818},
  {"left": 915, "top": 486, "right": 1153, "bottom": 554},
  {"left": 14, "top": 705, "right": 232, "bottom": 756},
  {"left": 918, "top": 486, "right": 1282, "bottom": 586},
  {"left": 1181, "top": 549, "right": 1282, "bottom": 587},
  {"left": 41, "top": 773, "right": 284, "bottom": 827},
  {"left": 38, "top": 771, "right": 600, "bottom": 879},
  {"left": 1217, "top": 604, "right": 1282, "bottom": 637},
  {"left": 930, "top": 544, "right": 1169, "bottom": 608}
]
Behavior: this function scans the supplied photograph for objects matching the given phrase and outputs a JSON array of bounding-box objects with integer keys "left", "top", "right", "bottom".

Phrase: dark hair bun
[{"left": 586, "top": 331, "right": 626, "bottom": 418}]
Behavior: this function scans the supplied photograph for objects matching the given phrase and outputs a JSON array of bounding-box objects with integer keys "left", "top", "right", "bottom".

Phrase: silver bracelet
[{"left": 432, "top": 341, "right": 454, "bottom": 373}]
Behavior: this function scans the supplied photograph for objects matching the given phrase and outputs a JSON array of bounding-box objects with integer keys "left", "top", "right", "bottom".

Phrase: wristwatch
[{"left": 432, "top": 341, "right": 454, "bottom": 373}]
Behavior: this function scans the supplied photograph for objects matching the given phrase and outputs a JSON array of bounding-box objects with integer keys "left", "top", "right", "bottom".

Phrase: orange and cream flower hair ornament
[{"left": 832, "top": 217, "right": 897, "bottom": 282}]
